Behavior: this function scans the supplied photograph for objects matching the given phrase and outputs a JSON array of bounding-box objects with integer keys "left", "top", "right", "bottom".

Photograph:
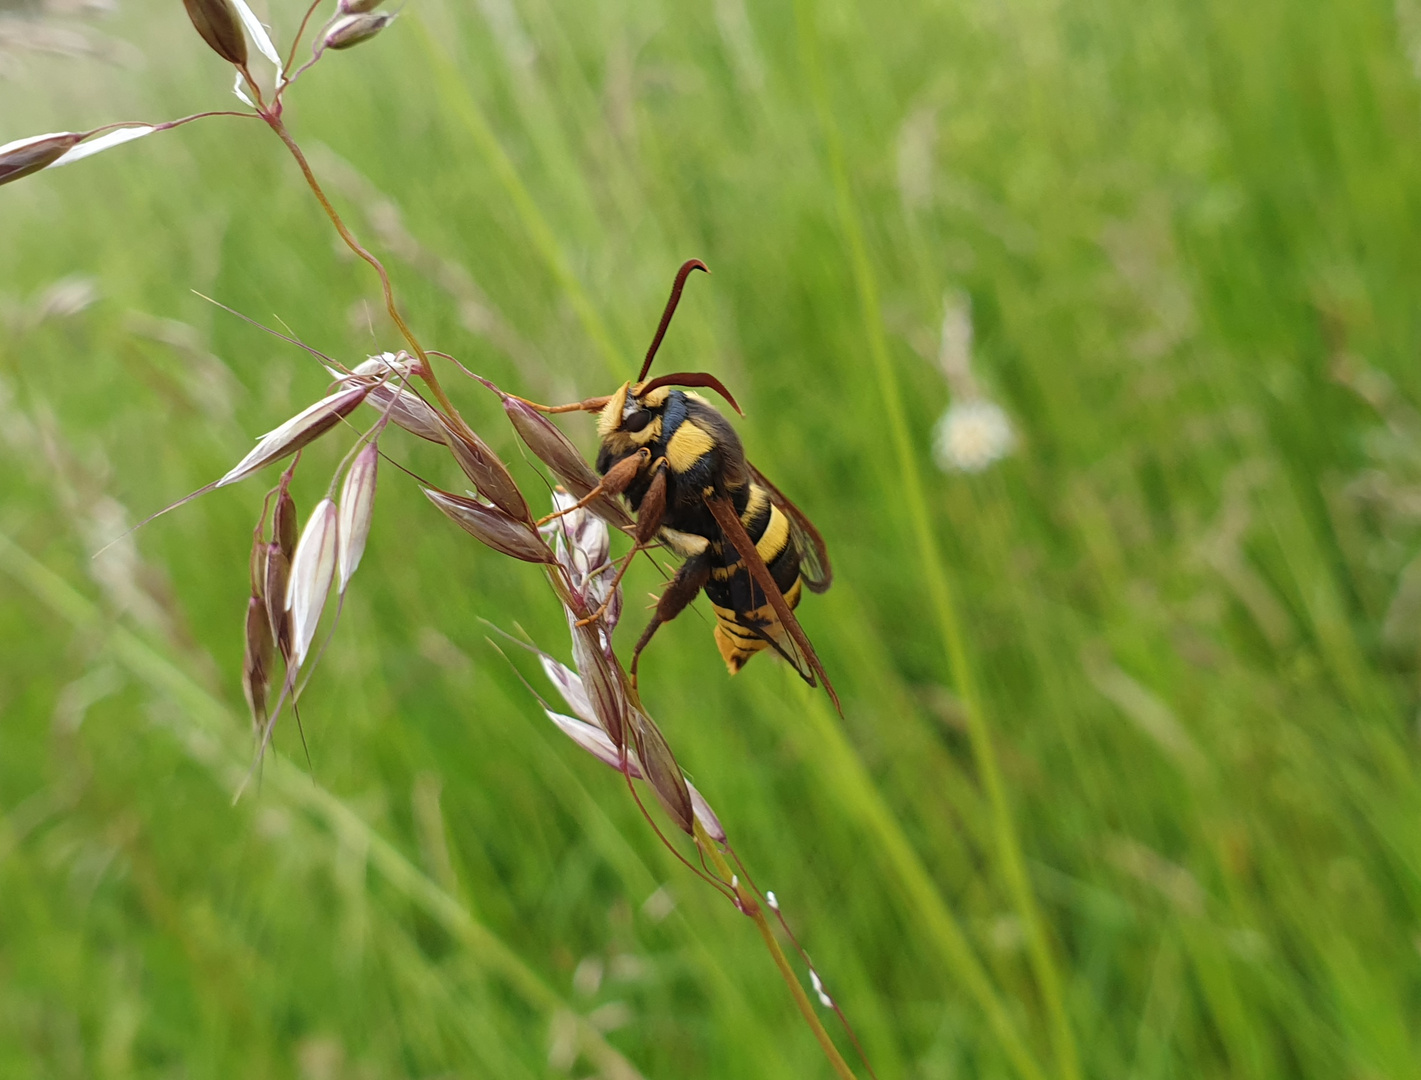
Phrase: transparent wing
[
  {"left": 702, "top": 490, "right": 840, "bottom": 713},
  {"left": 748, "top": 463, "right": 831, "bottom": 593}
]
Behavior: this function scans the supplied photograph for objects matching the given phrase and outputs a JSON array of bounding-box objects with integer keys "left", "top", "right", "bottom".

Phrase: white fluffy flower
[{"left": 932, "top": 399, "right": 1015, "bottom": 474}]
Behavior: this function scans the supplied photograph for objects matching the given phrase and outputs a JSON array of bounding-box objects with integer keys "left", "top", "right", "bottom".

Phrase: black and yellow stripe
[{"left": 596, "top": 383, "right": 810, "bottom": 677}]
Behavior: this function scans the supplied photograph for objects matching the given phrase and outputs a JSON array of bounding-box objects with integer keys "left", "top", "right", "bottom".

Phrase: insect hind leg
[{"left": 630, "top": 553, "right": 711, "bottom": 685}]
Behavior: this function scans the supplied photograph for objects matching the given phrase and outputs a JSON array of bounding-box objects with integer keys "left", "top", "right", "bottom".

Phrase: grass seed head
[
  {"left": 181, "top": 0, "right": 249, "bottom": 67},
  {"left": 242, "top": 595, "right": 274, "bottom": 731},
  {"left": 502, "top": 397, "right": 633, "bottom": 529},
  {"left": 422, "top": 487, "right": 555, "bottom": 564},
  {"left": 570, "top": 623, "right": 625, "bottom": 750},
  {"left": 337, "top": 441, "right": 378, "bottom": 593},
  {"left": 538, "top": 654, "right": 725, "bottom": 840},
  {"left": 438, "top": 420, "right": 531, "bottom": 524},
  {"left": 217, "top": 386, "right": 368, "bottom": 489},
  {"left": 338, "top": 0, "right": 383, "bottom": 11},
  {"left": 263, "top": 541, "right": 292, "bottom": 662},
  {"left": 629, "top": 707, "right": 693, "bottom": 835},
  {"left": 322, "top": 12, "right": 394, "bottom": 51},
  {"left": 0, "top": 132, "right": 83, "bottom": 186},
  {"left": 274, "top": 487, "right": 298, "bottom": 559},
  {"left": 285, "top": 498, "right": 339, "bottom": 669},
  {"left": 249, "top": 525, "right": 267, "bottom": 600}
]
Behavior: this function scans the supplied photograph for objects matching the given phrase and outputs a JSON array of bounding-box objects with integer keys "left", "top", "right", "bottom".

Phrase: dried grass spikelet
[
  {"left": 241, "top": 521, "right": 275, "bottom": 733},
  {"left": 436, "top": 418, "right": 531, "bottom": 524},
  {"left": 540, "top": 659, "right": 722, "bottom": 840},
  {"left": 337, "top": 440, "right": 378, "bottom": 594},
  {"left": 535, "top": 492, "right": 699, "bottom": 835},
  {"left": 339, "top": 0, "right": 384, "bottom": 12},
  {"left": 285, "top": 498, "right": 339, "bottom": 669},
  {"left": 217, "top": 385, "right": 369, "bottom": 488},
  {"left": 541, "top": 489, "right": 621, "bottom": 635},
  {"left": 181, "top": 0, "right": 248, "bottom": 66},
  {"left": 325, "top": 356, "right": 446, "bottom": 444},
  {"left": 242, "top": 595, "right": 274, "bottom": 732},
  {"left": 0, "top": 132, "right": 83, "bottom": 186},
  {"left": 322, "top": 12, "right": 394, "bottom": 51},
  {"left": 422, "top": 487, "right": 555, "bottom": 564},
  {"left": 491, "top": 387, "right": 633, "bottom": 530}
]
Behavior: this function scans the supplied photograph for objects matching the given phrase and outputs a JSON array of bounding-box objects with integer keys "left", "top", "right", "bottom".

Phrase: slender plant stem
[
  {"left": 282, "top": 0, "right": 327, "bottom": 76},
  {"left": 793, "top": 6, "right": 1080, "bottom": 1080},
  {"left": 262, "top": 114, "right": 459, "bottom": 419},
  {"left": 694, "top": 822, "right": 858, "bottom": 1080}
]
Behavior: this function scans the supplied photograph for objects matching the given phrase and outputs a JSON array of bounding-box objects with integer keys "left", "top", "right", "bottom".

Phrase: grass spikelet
[
  {"left": 180, "top": 0, "right": 248, "bottom": 67},
  {"left": 422, "top": 487, "right": 555, "bottom": 564},
  {"left": 337, "top": 441, "right": 378, "bottom": 594},
  {"left": 284, "top": 498, "right": 339, "bottom": 670},
  {"left": 216, "top": 386, "right": 368, "bottom": 488}
]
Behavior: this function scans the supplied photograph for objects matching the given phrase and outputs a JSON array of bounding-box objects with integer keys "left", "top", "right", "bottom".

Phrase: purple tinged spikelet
[
  {"left": 339, "top": 0, "right": 383, "bottom": 12},
  {"left": 323, "top": 11, "right": 394, "bottom": 50},
  {"left": 249, "top": 526, "right": 267, "bottom": 600},
  {"left": 285, "top": 499, "right": 339, "bottom": 669},
  {"left": 438, "top": 419, "right": 531, "bottom": 524},
  {"left": 274, "top": 487, "right": 298, "bottom": 559},
  {"left": 501, "top": 397, "right": 633, "bottom": 529},
  {"left": 422, "top": 487, "right": 555, "bottom": 564},
  {"left": 264, "top": 541, "right": 291, "bottom": 662},
  {"left": 242, "top": 595, "right": 274, "bottom": 731},
  {"left": 0, "top": 133, "right": 83, "bottom": 186},
  {"left": 542, "top": 696, "right": 724, "bottom": 840},
  {"left": 628, "top": 707, "right": 693, "bottom": 834},
  {"left": 217, "top": 386, "right": 368, "bottom": 489},
  {"left": 570, "top": 623, "right": 625, "bottom": 751},
  {"left": 337, "top": 441, "right": 378, "bottom": 593},
  {"left": 181, "top": 0, "right": 249, "bottom": 66}
]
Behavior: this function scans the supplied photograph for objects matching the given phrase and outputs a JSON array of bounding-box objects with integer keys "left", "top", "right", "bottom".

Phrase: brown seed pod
[
  {"left": 0, "top": 133, "right": 83, "bottom": 186},
  {"left": 274, "top": 487, "right": 298, "bottom": 560},
  {"left": 438, "top": 419, "right": 531, "bottom": 524},
  {"left": 501, "top": 396, "right": 633, "bottom": 529},
  {"left": 322, "top": 11, "right": 393, "bottom": 50},
  {"left": 263, "top": 541, "right": 291, "bottom": 662},
  {"left": 241, "top": 595, "right": 274, "bottom": 731},
  {"left": 181, "top": 0, "right": 249, "bottom": 67},
  {"left": 423, "top": 487, "right": 556, "bottom": 565}
]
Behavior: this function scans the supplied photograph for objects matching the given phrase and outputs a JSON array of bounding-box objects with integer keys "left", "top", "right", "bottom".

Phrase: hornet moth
[{"left": 531, "top": 259, "right": 839, "bottom": 712}]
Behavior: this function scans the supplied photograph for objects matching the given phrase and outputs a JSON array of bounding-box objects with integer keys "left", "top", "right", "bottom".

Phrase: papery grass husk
[
  {"left": 423, "top": 487, "right": 555, "bottom": 564},
  {"left": 322, "top": 12, "right": 394, "bottom": 51},
  {"left": 0, "top": 132, "right": 84, "bottom": 186},
  {"left": 216, "top": 386, "right": 368, "bottom": 489},
  {"left": 337, "top": 441, "right": 378, "bottom": 593},
  {"left": 181, "top": 0, "right": 248, "bottom": 66},
  {"left": 285, "top": 498, "right": 339, "bottom": 669}
]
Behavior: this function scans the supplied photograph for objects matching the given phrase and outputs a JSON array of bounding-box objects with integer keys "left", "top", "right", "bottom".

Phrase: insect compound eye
[{"left": 621, "top": 410, "right": 653, "bottom": 433}]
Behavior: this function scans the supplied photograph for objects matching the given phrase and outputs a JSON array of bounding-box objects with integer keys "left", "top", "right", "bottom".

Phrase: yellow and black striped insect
[{"left": 535, "top": 260, "right": 838, "bottom": 710}]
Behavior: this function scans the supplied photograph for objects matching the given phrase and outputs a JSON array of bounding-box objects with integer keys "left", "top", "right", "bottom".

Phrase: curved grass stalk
[
  {"left": 694, "top": 820, "right": 859, "bottom": 1080},
  {"left": 792, "top": 6, "right": 1079, "bottom": 1080}
]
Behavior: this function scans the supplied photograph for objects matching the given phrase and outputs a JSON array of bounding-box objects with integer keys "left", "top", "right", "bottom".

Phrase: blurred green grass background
[{"left": 5, "top": 0, "right": 1421, "bottom": 1076}]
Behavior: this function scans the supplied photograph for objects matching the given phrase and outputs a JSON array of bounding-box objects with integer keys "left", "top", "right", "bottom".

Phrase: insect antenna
[{"left": 637, "top": 258, "right": 709, "bottom": 382}]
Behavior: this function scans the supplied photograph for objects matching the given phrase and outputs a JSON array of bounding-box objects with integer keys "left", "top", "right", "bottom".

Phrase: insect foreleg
[
  {"left": 573, "top": 460, "right": 668, "bottom": 627},
  {"left": 630, "top": 552, "right": 712, "bottom": 685},
  {"left": 536, "top": 449, "right": 649, "bottom": 527}
]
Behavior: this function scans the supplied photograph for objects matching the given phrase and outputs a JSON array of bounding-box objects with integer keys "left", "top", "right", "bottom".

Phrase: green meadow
[{"left": 5, "top": 0, "right": 1421, "bottom": 1075}]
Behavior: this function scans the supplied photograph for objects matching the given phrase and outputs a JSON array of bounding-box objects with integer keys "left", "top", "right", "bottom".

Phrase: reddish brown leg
[
  {"left": 630, "top": 553, "right": 712, "bottom": 685},
  {"left": 536, "top": 449, "right": 648, "bottom": 526}
]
